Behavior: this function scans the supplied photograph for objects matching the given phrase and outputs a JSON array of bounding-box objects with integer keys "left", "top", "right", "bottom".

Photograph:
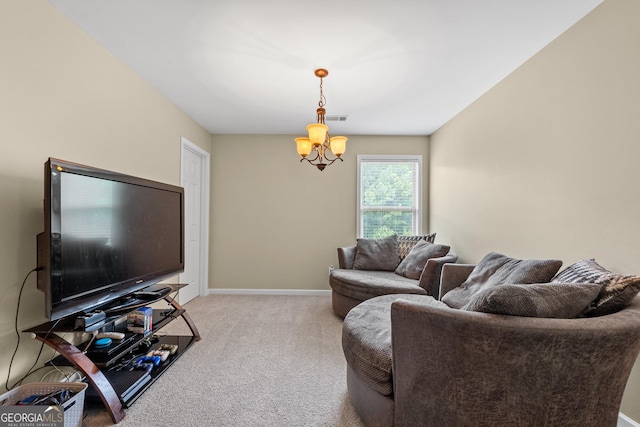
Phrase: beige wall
[
  {"left": 430, "top": 0, "right": 640, "bottom": 420},
  {"left": 209, "top": 134, "right": 429, "bottom": 291},
  {"left": 6, "top": 0, "right": 635, "bottom": 419},
  {"left": 0, "top": 1, "right": 211, "bottom": 392}
]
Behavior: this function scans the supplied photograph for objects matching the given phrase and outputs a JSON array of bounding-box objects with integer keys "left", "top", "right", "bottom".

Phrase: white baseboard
[
  {"left": 208, "top": 288, "right": 331, "bottom": 296},
  {"left": 619, "top": 413, "right": 640, "bottom": 427}
]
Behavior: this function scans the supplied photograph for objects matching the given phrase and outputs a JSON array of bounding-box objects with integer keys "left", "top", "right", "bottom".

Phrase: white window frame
[{"left": 357, "top": 154, "right": 423, "bottom": 238}]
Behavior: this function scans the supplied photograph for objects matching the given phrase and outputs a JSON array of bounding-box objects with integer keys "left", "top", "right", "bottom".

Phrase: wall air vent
[{"left": 325, "top": 115, "right": 349, "bottom": 122}]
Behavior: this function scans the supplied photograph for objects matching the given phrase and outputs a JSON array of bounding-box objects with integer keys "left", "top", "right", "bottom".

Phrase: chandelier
[{"left": 295, "top": 69, "right": 347, "bottom": 171}]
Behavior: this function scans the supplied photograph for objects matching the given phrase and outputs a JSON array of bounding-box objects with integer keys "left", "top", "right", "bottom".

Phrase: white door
[{"left": 180, "top": 138, "right": 210, "bottom": 304}]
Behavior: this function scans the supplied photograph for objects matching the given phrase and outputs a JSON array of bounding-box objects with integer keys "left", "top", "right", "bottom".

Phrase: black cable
[
  {"left": 5, "top": 267, "right": 39, "bottom": 391},
  {"left": 10, "top": 318, "right": 60, "bottom": 389}
]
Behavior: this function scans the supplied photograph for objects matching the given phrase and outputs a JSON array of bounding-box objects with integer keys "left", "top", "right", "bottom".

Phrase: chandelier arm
[
  {"left": 321, "top": 147, "right": 342, "bottom": 162},
  {"left": 301, "top": 149, "right": 321, "bottom": 163},
  {"left": 322, "top": 157, "right": 344, "bottom": 167}
]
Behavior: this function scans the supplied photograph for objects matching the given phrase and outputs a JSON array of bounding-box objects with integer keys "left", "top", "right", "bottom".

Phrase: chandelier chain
[{"left": 318, "top": 77, "right": 326, "bottom": 108}]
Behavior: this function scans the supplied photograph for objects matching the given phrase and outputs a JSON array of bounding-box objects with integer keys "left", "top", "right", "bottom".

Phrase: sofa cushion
[
  {"left": 552, "top": 259, "right": 640, "bottom": 316},
  {"left": 395, "top": 241, "right": 450, "bottom": 280},
  {"left": 462, "top": 282, "right": 602, "bottom": 318},
  {"left": 330, "top": 269, "right": 427, "bottom": 301},
  {"left": 441, "top": 252, "right": 563, "bottom": 309},
  {"left": 342, "top": 294, "right": 448, "bottom": 396},
  {"left": 353, "top": 234, "right": 399, "bottom": 271},
  {"left": 397, "top": 234, "right": 436, "bottom": 261}
]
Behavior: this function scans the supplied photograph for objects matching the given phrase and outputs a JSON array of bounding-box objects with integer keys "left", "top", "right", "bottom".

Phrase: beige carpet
[{"left": 82, "top": 294, "right": 365, "bottom": 426}]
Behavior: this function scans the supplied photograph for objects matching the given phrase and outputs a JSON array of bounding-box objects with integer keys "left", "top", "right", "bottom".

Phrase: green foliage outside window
[
  {"left": 363, "top": 211, "right": 413, "bottom": 239},
  {"left": 361, "top": 162, "right": 417, "bottom": 239}
]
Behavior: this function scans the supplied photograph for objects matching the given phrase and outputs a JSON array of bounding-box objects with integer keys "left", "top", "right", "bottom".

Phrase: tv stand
[{"left": 25, "top": 284, "right": 200, "bottom": 423}]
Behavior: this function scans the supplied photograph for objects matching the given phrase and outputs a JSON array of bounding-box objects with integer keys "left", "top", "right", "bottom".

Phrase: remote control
[
  {"left": 96, "top": 332, "right": 125, "bottom": 340},
  {"left": 133, "top": 291, "right": 163, "bottom": 300}
]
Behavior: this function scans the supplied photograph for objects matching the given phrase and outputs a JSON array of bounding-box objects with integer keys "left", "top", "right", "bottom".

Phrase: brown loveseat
[
  {"left": 329, "top": 234, "right": 457, "bottom": 318},
  {"left": 342, "top": 258, "right": 640, "bottom": 427}
]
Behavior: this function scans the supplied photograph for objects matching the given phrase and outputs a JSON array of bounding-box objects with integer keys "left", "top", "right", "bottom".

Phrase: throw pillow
[
  {"left": 462, "top": 282, "right": 602, "bottom": 318},
  {"left": 353, "top": 234, "right": 399, "bottom": 271},
  {"left": 441, "top": 252, "right": 563, "bottom": 309},
  {"left": 395, "top": 240, "right": 450, "bottom": 280},
  {"left": 552, "top": 259, "right": 640, "bottom": 316},
  {"left": 397, "top": 234, "right": 436, "bottom": 261}
]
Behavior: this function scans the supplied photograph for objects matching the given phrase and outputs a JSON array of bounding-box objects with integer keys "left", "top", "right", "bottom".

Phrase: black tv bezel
[{"left": 37, "top": 157, "right": 185, "bottom": 321}]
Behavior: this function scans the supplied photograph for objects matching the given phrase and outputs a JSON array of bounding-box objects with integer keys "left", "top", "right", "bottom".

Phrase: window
[{"left": 357, "top": 155, "right": 422, "bottom": 238}]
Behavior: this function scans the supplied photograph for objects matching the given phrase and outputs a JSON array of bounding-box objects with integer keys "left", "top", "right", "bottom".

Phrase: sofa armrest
[
  {"left": 417, "top": 251, "right": 458, "bottom": 299},
  {"left": 337, "top": 246, "right": 356, "bottom": 269},
  {"left": 438, "top": 263, "right": 475, "bottom": 299}
]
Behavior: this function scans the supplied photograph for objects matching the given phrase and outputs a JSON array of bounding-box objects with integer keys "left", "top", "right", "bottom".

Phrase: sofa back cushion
[
  {"left": 350, "top": 233, "right": 439, "bottom": 272},
  {"left": 552, "top": 259, "right": 640, "bottom": 316},
  {"left": 441, "top": 252, "right": 563, "bottom": 309},
  {"left": 397, "top": 234, "right": 436, "bottom": 261},
  {"left": 395, "top": 240, "right": 450, "bottom": 280},
  {"left": 462, "top": 282, "right": 602, "bottom": 318},
  {"left": 353, "top": 234, "right": 399, "bottom": 271}
]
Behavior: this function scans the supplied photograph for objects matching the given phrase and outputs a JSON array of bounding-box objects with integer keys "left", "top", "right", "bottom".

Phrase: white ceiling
[{"left": 48, "top": 0, "right": 603, "bottom": 136}]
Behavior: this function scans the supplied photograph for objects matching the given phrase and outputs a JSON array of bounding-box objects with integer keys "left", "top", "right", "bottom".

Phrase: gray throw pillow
[
  {"left": 397, "top": 234, "right": 436, "bottom": 261},
  {"left": 395, "top": 240, "right": 450, "bottom": 280},
  {"left": 552, "top": 259, "right": 640, "bottom": 316},
  {"left": 462, "top": 282, "right": 602, "bottom": 318},
  {"left": 441, "top": 252, "right": 563, "bottom": 309},
  {"left": 353, "top": 234, "right": 399, "bottom": 271}
]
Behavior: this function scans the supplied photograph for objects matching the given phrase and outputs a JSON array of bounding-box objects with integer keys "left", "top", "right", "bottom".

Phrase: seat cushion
[
  {"left": 342, "top": 294, "right": 448, "bottom": 396},
  {"left": 330, "top": 269, "right": 427, "bottom": 301}
]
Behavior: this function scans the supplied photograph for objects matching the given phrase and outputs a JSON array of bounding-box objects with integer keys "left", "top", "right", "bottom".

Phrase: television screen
[{"left": 37, "top": 158, "right": 184, "bottom": 321}]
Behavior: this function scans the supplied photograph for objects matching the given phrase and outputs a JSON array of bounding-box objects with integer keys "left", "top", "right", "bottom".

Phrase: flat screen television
[{"left": 37, "top": 158, "right": 184, "bottom": 321}]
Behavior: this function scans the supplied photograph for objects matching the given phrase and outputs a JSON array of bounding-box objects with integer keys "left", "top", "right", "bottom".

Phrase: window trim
[{"left": 356, "top": 154, "right": 423, "bottom": 238}]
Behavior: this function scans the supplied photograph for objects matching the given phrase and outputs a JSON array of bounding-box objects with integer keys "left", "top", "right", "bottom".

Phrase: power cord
[
  {"left": 5, "top": 266, "right": 65, "bottom": 391},
  {"left": 7, "top": 318, "right": 60, "bottom": 390},
  {"left": 5, "top": 267, "right": 40, "bottom": 391},
  {"left": 15, "top": 363, "right": 83, "bottom": 384}
]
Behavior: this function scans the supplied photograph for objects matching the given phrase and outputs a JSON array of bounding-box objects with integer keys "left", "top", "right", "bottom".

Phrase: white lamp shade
[
  {"left": 306, "top": 123, "right": 328, "bottom": 146},
  {"left": 295, "top": 137, "right": 312, "bottom": 157},
  {"left": 329, "top": 136, "right": 347, "bottom": 156}
]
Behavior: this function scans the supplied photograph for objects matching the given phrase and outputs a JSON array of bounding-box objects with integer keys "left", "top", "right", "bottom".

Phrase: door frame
[{"left": 180, "top": 136, "right": 211, "bottom": 299}]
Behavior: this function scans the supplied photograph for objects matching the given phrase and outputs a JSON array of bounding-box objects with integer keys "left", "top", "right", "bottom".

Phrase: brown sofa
[
  {"left": 342, "top": 262, "right": 640, "bottom": 427},
  {"left": 329, "top": 235, "right": 457, "bottom": 318}
]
